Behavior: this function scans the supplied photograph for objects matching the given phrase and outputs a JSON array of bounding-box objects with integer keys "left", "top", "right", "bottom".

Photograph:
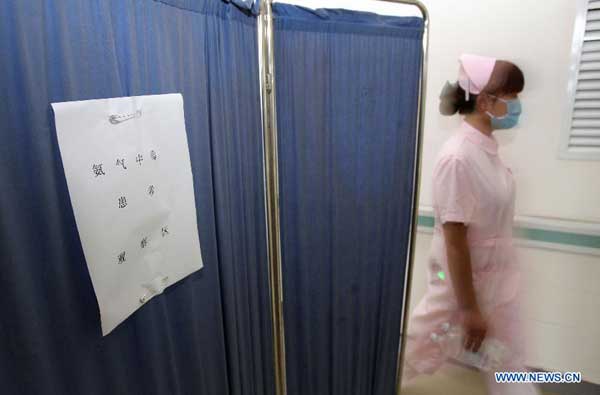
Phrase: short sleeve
[{"left": 432, "top": 156, "right": 477, "bottom": 225}]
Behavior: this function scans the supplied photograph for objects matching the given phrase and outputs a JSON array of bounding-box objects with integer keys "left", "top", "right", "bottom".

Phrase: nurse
[{"left": 402, "top": 54, "right": 539, "bottom": 395}]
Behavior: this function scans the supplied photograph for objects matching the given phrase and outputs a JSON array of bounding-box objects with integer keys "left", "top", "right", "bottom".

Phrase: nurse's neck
[{"left": 463, "top": 113, "right": 494, "bottom": 137}]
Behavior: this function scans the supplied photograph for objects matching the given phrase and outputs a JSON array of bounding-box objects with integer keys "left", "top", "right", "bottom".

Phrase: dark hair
[
  {"left": 439, "top": 84, "right": 478, "bottom": 115},
  {"left": 439, "top": 60, "right": 525, "bottom": 116},
  {"left": 484, "top": 60, "right": 525, "bottom": 96}
]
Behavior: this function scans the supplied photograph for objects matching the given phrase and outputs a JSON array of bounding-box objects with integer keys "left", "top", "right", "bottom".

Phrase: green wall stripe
[
  {"left": 417, "top": 215, "right": 600, "bottom": 250},
  {"left": 417, "top": 215, "right": 434, "bottom": 228},
  {"left": 515, "top": 227, "right": 600, "bottom": 249}
]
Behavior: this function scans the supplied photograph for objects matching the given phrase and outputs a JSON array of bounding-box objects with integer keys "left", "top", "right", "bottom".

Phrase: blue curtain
[
  {"left": 0, "top": 1, "right": 273, "bottom": 395},
  {"left": 273, "top": 4, "right": 424, "bottom": 395}
]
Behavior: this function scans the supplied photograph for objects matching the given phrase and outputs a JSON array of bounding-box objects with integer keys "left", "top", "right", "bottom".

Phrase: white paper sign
[{"left": 52, "top": 93, "right": 203, "bottom": 335}]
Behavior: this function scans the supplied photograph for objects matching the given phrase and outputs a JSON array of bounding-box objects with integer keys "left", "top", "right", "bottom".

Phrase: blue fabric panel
[
  {"left": 0, "top": 1, "right": 273, "bottom": 394},
  {"left": 273, "top": 3, "right": 423, "bottom": 395}
]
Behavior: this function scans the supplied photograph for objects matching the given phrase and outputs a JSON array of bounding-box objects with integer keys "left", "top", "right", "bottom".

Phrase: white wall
[{"left": 280, "top": 0, "right": 600, "bottom": 384}]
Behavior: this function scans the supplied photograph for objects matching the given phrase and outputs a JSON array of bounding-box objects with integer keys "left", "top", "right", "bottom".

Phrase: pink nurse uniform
[{"left": 402, "top": 121, "right": 539, "bottom": 395}]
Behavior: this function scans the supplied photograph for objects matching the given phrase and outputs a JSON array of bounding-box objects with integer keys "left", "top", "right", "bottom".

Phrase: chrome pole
[
  {"left": 370, "top": 1, "right": 430, "bottom": 393},
  {"left": 258, "top": 1, "right": 287, "bottom": 395}
]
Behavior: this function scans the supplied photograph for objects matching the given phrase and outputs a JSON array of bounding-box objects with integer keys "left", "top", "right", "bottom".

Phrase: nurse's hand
[{"left": 462, "top": 308, "right": 488, "bottom": 353}]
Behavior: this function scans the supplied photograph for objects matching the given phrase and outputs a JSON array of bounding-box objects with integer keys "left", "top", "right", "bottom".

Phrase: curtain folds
[
  {"left": 273, "top": 4, "right": 424, "bottom": 395},
  {"left": 0, "top": 1, "right": 424, "bottom": 394},
  {"left": 0, "top": 1, "right": 273, "bottom": 394}
]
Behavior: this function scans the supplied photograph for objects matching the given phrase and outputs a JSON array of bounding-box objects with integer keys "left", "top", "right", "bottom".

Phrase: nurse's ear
[{"left": 475, "top": 92, "right": 493, "bottom": 115}]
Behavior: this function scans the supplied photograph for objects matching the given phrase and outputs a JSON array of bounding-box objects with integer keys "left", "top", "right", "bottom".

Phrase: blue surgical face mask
[{"left": 486, "top": 96, "right": 522, "bottom": 129}]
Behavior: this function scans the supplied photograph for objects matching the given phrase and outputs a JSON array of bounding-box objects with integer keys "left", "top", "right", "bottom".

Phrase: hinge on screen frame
[{"left": 266, "top": 72, "right": 273, "bottom": 94}]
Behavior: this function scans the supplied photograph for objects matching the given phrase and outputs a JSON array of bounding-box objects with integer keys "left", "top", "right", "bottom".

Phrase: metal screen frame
[{"left": 257, "top": 2, "right": 430, "bottom": 394}]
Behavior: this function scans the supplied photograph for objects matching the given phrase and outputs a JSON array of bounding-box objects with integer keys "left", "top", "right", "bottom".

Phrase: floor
[{"left": 400, "top": 364, "right": 560, "bottom": 395}]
